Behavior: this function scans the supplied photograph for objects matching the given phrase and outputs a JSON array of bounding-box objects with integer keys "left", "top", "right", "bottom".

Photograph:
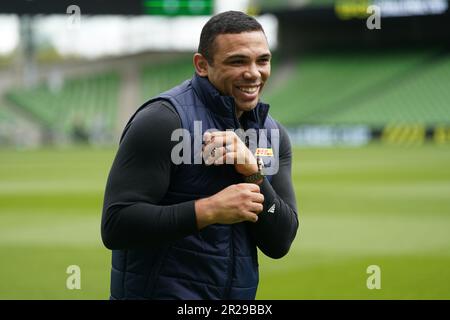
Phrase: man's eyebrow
[
  {"left": 258, "top": 53, "right": 272, "bottom": 59},
  {"left": 224, "top": 53, "right": 272, "bottom": 61},
  {"left": 224, "top": 54, "right": 249, "bottom": 61}
]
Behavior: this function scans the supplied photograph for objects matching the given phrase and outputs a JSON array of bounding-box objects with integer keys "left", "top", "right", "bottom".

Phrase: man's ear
[{"left": 193, "top": 53, "right": 209, "bottom": 77}]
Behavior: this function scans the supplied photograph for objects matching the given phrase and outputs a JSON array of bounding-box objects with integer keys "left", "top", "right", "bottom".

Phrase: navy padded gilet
[{"left": 110, "top": 74, "right": 278, "bottom": 300}]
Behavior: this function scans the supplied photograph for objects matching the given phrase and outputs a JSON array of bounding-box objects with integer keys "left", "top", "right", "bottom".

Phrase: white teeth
[{"left": 238, "top": 86, "right": 258, "bottom": 94}]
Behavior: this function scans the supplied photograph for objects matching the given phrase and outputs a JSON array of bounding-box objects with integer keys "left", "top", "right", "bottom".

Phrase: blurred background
[{"left": 0, "top": 0, "right": 449, "bottom": 299}]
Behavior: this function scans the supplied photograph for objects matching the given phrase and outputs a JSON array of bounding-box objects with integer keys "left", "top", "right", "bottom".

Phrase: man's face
[{"left": 204, "top": 31, "right": 271, "bottom": 115}]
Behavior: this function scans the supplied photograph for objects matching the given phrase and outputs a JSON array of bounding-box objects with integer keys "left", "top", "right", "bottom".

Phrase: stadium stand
[
  {"left": 140, "top": 55, "right": 193, "bottom": 102},
  {"left": 0, "top": 105, "right": 15, "bottom": 125},
  {"left": 321, "top": 52, "right": 450, "bottom": 126},
  {"left": 0, "top": 106, "right": 16, "bottom": 142},
  {"left": 264, "top": 49, "right": 450, "bottom": 127},
  {"left": 6, "top": 72, "right": 120, "bottom": 141},
  {"left": 0, "top": 104, "right": 40, "bottom": 146},
  {"left": 4, "top": 49, "right": 449, "bottom": 145}
]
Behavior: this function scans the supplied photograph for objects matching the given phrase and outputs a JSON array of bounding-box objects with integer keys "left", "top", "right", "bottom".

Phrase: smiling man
[
  {"left": 195, "top": 30, "right": 271, "bottom": 114},
  {"left": 102, "top": 11, "right": 299, "bottom": 300}
]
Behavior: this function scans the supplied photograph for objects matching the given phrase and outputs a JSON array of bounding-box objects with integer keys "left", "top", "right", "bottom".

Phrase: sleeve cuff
[
  {"left": 174, "top": 200, "right": 198, "bottom": 235},
  {"left": 259, "top": 177, "right": 277, "bottom": 214}
]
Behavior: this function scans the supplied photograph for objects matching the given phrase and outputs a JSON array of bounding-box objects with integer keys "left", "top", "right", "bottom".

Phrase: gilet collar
[{"left": 191, "top": 73, "right": 270, "bottom": 129}]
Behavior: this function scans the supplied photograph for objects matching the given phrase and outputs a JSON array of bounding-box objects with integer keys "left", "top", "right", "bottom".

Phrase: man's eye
[
  {"left": 230, "top": 60, "right": 244, "bottom": 65},
  {"left": 258, "top": 58, "right": 270, "bottom": 64}
]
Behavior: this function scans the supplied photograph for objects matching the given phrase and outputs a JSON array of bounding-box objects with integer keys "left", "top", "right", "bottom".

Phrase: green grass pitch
[{"left": 0, "top": 144, "right": 449, "bottom": 299}]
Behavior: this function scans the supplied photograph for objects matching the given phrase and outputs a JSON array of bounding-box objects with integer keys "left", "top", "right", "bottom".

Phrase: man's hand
[
  {"left": 203, "top": 131, "right": 258, "bottom": 176},
  {"left": 195, "top": 183, "right": 264, "bottom": 229}
]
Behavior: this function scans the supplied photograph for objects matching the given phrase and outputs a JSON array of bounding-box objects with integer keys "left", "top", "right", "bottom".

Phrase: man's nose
[{"left": 243, "top": 63, "right": 259, "bottom": 80}]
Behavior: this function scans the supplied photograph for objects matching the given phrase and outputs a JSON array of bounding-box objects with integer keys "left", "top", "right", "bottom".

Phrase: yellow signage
[{"left": 255, "top": 148, "right": 274, "bottom": 157}]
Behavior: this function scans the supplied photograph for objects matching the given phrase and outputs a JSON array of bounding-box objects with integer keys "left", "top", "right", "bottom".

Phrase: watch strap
[{"left": 244, "top": 171, "right": 264, "bottom": 183}]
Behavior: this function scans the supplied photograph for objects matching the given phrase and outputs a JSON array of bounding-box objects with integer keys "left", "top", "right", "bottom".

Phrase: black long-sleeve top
[{"left": 101, "top": 100, "right": 299, "bottom": 259}]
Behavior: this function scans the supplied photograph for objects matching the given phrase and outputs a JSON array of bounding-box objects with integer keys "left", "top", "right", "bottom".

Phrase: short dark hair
[{"left": 198, "top": 11, "right": 264, "bottom": 65}]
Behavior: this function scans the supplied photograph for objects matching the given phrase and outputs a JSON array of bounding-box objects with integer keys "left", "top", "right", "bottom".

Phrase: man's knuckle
[{"left": 237, "top": 210, "right": 246, "bottom": 218}]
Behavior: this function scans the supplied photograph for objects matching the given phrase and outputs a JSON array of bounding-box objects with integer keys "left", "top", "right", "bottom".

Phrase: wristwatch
[{"left": 244, "top": 157, "right": 264, "bottom": 184}]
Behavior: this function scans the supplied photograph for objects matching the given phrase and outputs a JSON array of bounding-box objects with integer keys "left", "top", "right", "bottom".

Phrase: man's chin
[{"left": 235, "top": 100, "right": 259, "bottom": 113}]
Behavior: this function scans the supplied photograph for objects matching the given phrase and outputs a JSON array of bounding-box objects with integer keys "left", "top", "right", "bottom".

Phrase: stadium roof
[{"left": 0, "top": 0, "right": 214, "bottom": 16}]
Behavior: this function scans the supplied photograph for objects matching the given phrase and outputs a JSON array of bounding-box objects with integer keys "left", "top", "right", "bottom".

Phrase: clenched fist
[{"left": 195, "top": 183, "right": 264, "bottom": 229}]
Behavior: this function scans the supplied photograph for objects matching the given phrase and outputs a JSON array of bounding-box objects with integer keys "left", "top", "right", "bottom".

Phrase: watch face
[{"left": 245, "top": 172, "right": 263, "bottom": 183}]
